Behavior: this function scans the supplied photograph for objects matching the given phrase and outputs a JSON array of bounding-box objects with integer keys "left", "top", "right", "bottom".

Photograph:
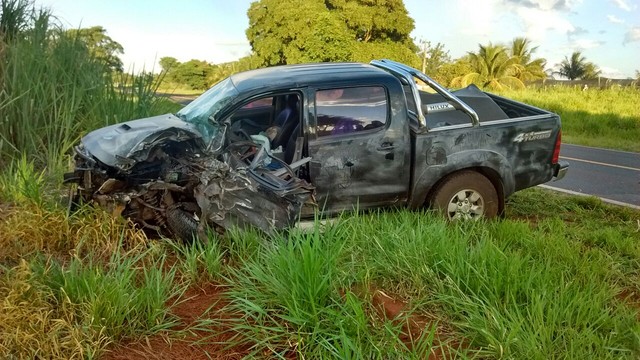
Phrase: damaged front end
[{"left": 64, "top": 115, "right": 315, "bottom": 241}]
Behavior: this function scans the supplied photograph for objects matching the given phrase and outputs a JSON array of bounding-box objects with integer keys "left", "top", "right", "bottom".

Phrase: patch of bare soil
[
  {"left": 366, "top": 287, "right": 469, "bottom": 360},
  {"left": 617, "top": 287, "right": 640, "bottom": 321},
  {"left": 101, "top": 283, "right": 250, "bottom": 360},
  {"left": 103, "top": 282, "right": 469, "bottom": 359}
]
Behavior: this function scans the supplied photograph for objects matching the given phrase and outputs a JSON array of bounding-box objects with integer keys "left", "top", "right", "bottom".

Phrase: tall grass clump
[
  {"left": 173, "top": 231, "right": 226, "bottom": 284},
  {"left": 0, "top": 247, "right": 180, "bottom": 359},
  {"left": 223, "top": 222, "right": 436, "bottom": 358},
  {"left": 34, "top": 250, "right": 179, "bottom": 341},
  {"left": 0, "top": 154, "right": 46, "bottom": 205},
  {"left": 0, "top": 260, "right": 109, "bottom": 359},
  {"left": 220, "top": 203, "right": 639, "bottom": 359},
  {"left": 0, "top": 0, "right": 175, "bottom": 175},
  {"left": 335, "top": 207, "right": 640, "bottom": 359}
]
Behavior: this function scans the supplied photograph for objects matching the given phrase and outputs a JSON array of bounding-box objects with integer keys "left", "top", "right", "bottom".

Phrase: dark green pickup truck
[{"left": 65, "top": 60, "right": 568, "bottom": 239}]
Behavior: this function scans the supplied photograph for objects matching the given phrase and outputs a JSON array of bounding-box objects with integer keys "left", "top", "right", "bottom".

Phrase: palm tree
[
  {"left": 582, "top": 62, "right": 602, "bottom": 80},
  {"left": 509, "top": 37, "right": 546, "bottom": 82},
  {"left": 451, "top": 43, "right": 524, "bottom": 90},
  {"left": 556, "top": 51, "right": 600, "bottom": 80}
]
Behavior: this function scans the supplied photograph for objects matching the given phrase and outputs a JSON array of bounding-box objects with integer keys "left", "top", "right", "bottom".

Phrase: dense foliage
[
  {"left": 245, "top": 0, "right": 419, "bottom": 66},
  {"left": 0, "top": 0, "right": 175, "bottom": 174},
  {"left": 66, "top": 26, "right": 124, "bottom": 72},
  {"left": 451, "top": 38, "right": 547, "bottom": 90}
]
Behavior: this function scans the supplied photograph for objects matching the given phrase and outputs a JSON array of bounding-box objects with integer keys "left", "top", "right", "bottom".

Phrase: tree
[
  {"left": 417, "top": 39, "right": 451, "bottom": 76},
  {"left": 582, "top": 62, "right": 601, "bottom": 80},
  {"left": 159, "top": 56, "right": 179, "bottom": 72},
  {"left": 66, "top": 26, "right": 124, "bottom": 72},
  {"left": 451, "top": 43, "right": 524, "bottom": 90},
  {"left": 170, "top": 59, "right": 212, "bottom": 90},
  {"left": 206, "top": 54, "right": 262, "bottom": 86},
  {"left": 246, "top": 0, "right": 418, "bottom": 66},
  {"left": 437, "top": 58, "right": 473, "bottom": 87},
  {"left": 556, "top": 51, "right": 600, "bottom": 80},
  {"left": 509, "top": 37, "right": 546, "bottom": 82}
]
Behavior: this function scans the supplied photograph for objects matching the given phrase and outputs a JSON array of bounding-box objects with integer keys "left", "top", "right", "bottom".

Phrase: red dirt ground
[
  {"left": 617, "top": 286, "right": 640, "bottom": 321},
  {"left": 369, "top": 288, "right": 467, "bottom": 360},
  {"left": 102, "top": 284, "right": 467, "bottom": 359},
  {"left": 102, "top": 283, "right": 250, "bottom": 360}
]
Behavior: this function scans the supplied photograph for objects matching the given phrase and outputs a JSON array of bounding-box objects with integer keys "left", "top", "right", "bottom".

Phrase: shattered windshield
[{"left": 176, "top": 78, "right": 239, "bottom": 141}]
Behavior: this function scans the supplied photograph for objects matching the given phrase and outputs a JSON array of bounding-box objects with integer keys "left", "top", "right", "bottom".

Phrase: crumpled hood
[{"left": 81, "top": 113, "right": 204, "bottom": 171}]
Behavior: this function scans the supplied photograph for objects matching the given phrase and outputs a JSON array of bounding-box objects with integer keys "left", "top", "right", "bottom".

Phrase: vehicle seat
[
  {"left": 284, "top": 123, "right": 301, "bottom": 164},
  {"left": 331, "top": 117, "right": 362, "bottom": 135},
  {"left": 272, "top": 95, "right": 299, "bottom": 148}
]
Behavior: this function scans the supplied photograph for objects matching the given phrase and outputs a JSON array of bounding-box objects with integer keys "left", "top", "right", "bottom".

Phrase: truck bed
[
  {"left": 417, "top": 85, "right": 549, "bottom": 128},
  {"left": 407, "top": 86, "right": 561, "bottom": 209}
]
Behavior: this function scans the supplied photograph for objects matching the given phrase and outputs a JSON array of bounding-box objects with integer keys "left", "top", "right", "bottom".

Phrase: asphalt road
[{"left": 542, "top": 144, "right": 640, "bottom": 207}]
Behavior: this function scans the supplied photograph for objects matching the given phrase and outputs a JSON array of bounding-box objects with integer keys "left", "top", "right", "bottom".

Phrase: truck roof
[{"left": 229, "top": 62, "right": 392, "bottom": 92}]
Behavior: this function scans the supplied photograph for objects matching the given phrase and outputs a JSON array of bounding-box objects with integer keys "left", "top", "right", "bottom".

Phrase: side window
[
  {"left": 228, "top": 96, "right": 276, "bottom": 136},
  {"left": 316, "top": 86, "right": 387, "bottom": 138}
]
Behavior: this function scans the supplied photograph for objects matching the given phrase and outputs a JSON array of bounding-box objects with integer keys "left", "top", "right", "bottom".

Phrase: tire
[
  {"left": 431, "top": 170, "right": 499, "bottom": 220},
  {"left": 166, "top": 205, "right": 199, "bottom": 242}
]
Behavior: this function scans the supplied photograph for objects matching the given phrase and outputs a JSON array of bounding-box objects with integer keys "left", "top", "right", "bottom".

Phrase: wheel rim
[{"left": 446, "top": 189, "right": 484, "bottom": 220}]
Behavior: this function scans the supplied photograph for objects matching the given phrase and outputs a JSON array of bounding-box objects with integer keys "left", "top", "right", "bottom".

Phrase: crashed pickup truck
[{"left": 65, "top": 59, "right": 568, "bottom": 240}]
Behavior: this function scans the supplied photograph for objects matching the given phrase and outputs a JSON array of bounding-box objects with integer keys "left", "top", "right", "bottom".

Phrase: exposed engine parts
[{"left": 66, "top": 139, "right": 315, "bottom": 241}]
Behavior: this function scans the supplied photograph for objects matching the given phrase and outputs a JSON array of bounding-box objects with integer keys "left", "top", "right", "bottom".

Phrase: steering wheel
[{"left": 229, "top": 120, "right": 253, "bottom": 142}]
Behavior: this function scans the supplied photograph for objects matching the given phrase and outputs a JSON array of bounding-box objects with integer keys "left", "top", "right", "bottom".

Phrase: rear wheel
[{"left": 431, "top": 171, "right": 499, "bottom": 220}]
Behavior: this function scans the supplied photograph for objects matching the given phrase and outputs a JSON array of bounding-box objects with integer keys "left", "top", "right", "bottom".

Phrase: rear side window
[{"left": 316, "top": 86, "right": 387, "bottom": 137}]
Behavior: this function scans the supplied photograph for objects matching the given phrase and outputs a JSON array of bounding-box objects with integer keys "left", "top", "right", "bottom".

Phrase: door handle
[{"left": 377, "top": 142, "right": 395, "bottom": 151}]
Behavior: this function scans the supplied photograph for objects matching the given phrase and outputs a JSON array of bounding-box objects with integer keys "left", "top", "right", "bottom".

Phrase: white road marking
[
  {"left": 538, "top": 184, "right": 640, "bottom": 210},
  {"left": 563, "top": 143, "right": 640, "bottom": 155},
  {"left": 560, "top": 156, "right": 640, "bottom": 172}
]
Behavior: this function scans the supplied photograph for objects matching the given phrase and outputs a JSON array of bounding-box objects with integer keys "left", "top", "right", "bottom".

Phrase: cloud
[
  {"left": 515, "top": 6, "right": 576, "bottom": 40},
  {"left": 624, "top": 27, "right": 640, "bottom": 44},
  {"left": 611, "top": 0, "right": 633, "bottom": 11},
  {"left": 568, "top": 38, "right": 606, "bottom": 50},
  {"left": 455, "top": 0, "right": 500, "bottom": 37},
  {"left": 599, "top": 66, "right": 626, "bottom": 78},
  {"left": 568, "top": 26, "right": 589, "bottom": 37},
  {"left": 503, "top": 0, "right": 582, "bottom": 11},
  {"left": 606, "top": 15, "right": 624, "bottom": 24}
]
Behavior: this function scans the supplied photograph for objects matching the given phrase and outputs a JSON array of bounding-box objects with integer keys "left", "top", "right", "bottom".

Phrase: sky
[{"left": 35, "top": 0, "right": 640, "bottom": 79}]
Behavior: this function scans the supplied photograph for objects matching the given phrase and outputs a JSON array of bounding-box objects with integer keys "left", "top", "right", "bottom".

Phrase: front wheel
[{"left": 431, "top": 171, "right": 499, "bottom": 220}]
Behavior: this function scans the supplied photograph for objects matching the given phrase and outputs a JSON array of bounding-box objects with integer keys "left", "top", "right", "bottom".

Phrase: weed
[
  {"left": 172, "top": 231, "right": 226, "bottom": 284},
  {"left": 0, "top": 260, "right": 109, "bottom": 359}
]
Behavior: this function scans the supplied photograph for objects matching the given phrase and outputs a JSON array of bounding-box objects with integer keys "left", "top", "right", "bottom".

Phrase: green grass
[
  {"left": 498, "top": 87, "right": 640, "bottom": 152},
  {"left": 2, "top": 183, "right": 639, "bottom": 359},
  {"left": 34, "top": 249, "right": 180, "bottom": 341},
  {"left": 209, "top": 189, "right": 639, "bottom": 358}
]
